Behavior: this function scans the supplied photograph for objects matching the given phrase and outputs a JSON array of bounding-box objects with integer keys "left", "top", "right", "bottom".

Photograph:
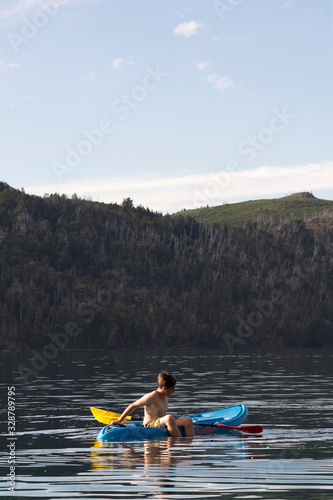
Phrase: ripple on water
[
  {"left": 1, "top": 435, "right": 332, "bottom": 499},
  {"left": 1, "top": 348, "right": 333, "bottom": 499}
]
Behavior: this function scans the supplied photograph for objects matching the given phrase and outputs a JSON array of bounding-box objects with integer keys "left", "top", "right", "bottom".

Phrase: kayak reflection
[
  {"left": 90, "top": 433, "right": 260, "bottom": 473},
  {"left": 89, "top": 434, "right": 264, "bottom": 498}
]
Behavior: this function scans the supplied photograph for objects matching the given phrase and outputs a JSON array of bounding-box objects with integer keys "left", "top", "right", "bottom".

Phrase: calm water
[{"left": 1, "top": 348, "right": 333, "bottom": 500}]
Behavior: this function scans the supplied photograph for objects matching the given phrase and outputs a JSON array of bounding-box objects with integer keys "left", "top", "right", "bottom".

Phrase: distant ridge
[
  {"left": 174, "top": 192, "right": 333, "bottom": 227},
  {"left": 0, "top": 182, "right": 332, "bottom": 350},
  {"left": 285, "top": 192, "right": 316, "bottom": 199}
]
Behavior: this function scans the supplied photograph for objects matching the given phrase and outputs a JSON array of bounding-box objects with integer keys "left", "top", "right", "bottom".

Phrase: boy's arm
[{"left": 111, "top": 392, "right": 155, "bottom": 424}]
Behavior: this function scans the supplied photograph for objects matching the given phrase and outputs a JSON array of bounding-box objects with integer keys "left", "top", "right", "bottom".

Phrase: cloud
[
  {"left": 1, "top": 0, "right": 39, "bottom": 19},
  {"left": 192, "top": 60, "right": 234, "bottom": 93},
  {"left": 58, "top": 0, "right": 100, "bottom": 4},
  {"left": 227, "top": 34, "right": 246, "bottom": 42},
  {"left": 0, "top": 0, "right": 100, "bottom": 21},
  {"left": 174, "top": 20, "right": 204, "bottom": 38},
  {"left": 25, "top": 161, "right": 333, "bottom": 214},
  {"left": 112, "top": 58, "right": 134, "bottom": 70},
  {"left": 283, "top": 0, "right": 301, "bottom": 8},
  {"left": 205, "top": 73, "right": 234, "bottom": 92},
  {"left": 82, "top": 72, "right": 99, "bottom": 82},
  {"left": 193, "top": 59, "right": 211, "bottom": 72},
  {"left": 0, "top": 60, "right": 19, "bottom": 70}
]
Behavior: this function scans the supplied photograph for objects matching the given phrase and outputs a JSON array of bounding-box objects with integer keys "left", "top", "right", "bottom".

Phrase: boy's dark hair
[{"left": 157, "top": 371, "right": 176, "bottom": 389}]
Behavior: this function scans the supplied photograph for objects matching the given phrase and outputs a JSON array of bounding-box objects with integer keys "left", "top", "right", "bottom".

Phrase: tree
[{"left": 122, "top": 197, "right": 134, "bottom": 211}]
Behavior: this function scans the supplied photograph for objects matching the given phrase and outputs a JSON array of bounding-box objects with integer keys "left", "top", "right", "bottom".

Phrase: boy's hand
[{"left": 111, "top": 419, "right": 122, "bottom": 425}]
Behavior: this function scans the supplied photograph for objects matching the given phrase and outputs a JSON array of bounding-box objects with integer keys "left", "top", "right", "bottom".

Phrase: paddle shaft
[
  {"left": 195, "top": 422, "right": 262, "bottom": 434},
  {"left": 109, "top": 412, "right": 142, "bottom": 421},
  {"left": 107, "top": 413, "right": 261, "bottom": 431},
  {"left": 109, "top": 421, "right": 262, "bottom": 434}
]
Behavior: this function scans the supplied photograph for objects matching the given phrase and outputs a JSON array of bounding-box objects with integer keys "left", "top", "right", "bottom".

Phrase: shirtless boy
[{"left": 111, "top": 371, "right": 195, "bottom": 437}]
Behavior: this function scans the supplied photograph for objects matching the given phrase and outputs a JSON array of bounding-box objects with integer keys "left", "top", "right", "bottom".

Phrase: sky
[{"left": 0, "top": 0, "right": 332, "bottom": 213}]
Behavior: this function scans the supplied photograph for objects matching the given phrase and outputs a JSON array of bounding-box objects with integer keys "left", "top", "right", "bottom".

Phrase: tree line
[{"left": 0, "top": 181, "right": 332, "bottom": 351}]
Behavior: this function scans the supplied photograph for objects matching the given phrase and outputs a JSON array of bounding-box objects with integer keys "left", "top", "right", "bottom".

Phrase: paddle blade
[
  {"left": 195, "top": 422, "right": 263, "bottom": 434},
  {"left": 213, "top": 423, "right": 263, "bottom": 434},
  {"left": 237, "top": 425, "right": 263, "bottom": 434},
  {"left": 90, "top": 407, "right": 132, "bottom": 425}
]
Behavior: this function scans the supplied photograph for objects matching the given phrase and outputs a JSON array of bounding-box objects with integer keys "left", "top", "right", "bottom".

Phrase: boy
[{"left": 111, "top": 371, "right": 195, "bottom": 437}]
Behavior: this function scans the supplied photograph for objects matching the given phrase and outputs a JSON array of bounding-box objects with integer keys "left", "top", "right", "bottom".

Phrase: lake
[{"left": 1, "top": 348, "right": 333, "bottom": 499}]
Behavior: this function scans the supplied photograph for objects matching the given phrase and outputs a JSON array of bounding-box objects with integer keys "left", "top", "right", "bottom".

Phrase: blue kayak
[{"left": 96, "top": 404, "right": 248, "bottom": 442}]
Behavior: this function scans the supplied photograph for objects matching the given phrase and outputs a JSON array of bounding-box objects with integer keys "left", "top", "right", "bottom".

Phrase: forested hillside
[{"left": 0, "top": 181, "right": 332, "bottom": 351}]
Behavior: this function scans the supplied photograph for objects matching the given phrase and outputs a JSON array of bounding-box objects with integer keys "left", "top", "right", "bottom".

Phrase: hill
[
  {"left": 175, "top": 192, "right": 333, "bottom": 227},
  {"left": 0, "top": 182, "right": 332, "bottom": 354}
]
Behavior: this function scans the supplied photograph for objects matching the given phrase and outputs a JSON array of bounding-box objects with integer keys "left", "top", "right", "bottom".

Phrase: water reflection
[
  {"left": 90, "top": 433, "right": 260, "bottom": 471},
  {"left": 1, "top": 348, "right": 333, "bottom": 499},
  {"left": 87, "top": 432, "right": 333, "bottom": 500},
  {"left": 90, "top": 436, "right": 253, "bottom": 498},
  {"left": 143, "top": 437, "right": 175, "bottom": 469}
]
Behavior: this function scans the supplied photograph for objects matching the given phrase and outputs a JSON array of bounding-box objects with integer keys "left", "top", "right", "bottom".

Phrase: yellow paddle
[{"left": 90, "top": 407, "right": 140, "bottom": 425}]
